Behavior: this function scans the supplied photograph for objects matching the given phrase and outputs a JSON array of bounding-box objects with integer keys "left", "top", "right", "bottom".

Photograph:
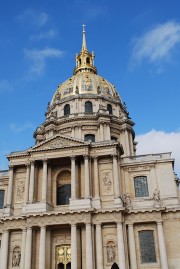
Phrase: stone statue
[
  {"left": 124, "top": 193, "right": 132, "bottom": 209},
  {"left": 153, "top": 189, "right": 161, "bottom": 207},
  {"left": 107, "top": 245, "right": 116, "bottom": 263},
  {"left": 12, "top": 251, "right": 21, "bottom": 267}
]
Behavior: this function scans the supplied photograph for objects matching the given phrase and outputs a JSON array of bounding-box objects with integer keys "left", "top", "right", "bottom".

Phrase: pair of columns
[
  {"left": 99, "top": 122, "right": 111, "bottom": 141},
  {"left": 71, "top": 155, "right": 120, "bottom": 200},
  {"left": 71, "top": 155, "right": 90, "bottom": 199},
  {"left": 71, "top": 222, "right": 126, "bottom": 269},
  {"left": 1, "top": 226, "right": 46, "bottom": 269},
  {"left": 24, "top": 160, "right": 48, "bottom": 204},
  {"left": 128, "top": 221, "right": 168, "bottom": 269}
]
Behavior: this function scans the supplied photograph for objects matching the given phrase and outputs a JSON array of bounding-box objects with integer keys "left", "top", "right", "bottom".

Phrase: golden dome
[
  {"left": 51, "top": 72, "right": 120, "bottom": 104},
  {"left": 51, "top": 25, "right": 121, "bottom": 104}
]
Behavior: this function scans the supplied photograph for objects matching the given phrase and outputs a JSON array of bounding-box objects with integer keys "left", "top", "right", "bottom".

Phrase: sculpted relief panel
[
  {"left": 100, "top": 162, "right": 113, "bottom": 196},
  {"left": 15, "top": 178, "right": 25, "bottom": 203}
]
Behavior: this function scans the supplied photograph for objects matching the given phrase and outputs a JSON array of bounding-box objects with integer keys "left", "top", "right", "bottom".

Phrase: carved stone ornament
[
  {"left": 106, "top": 242, "right": 116, "bottom": 263},
  {"left": 103, "top": 172, "right": 112, "bottom": 193},
  {"left": 124, "top": 193, "right": 132, "bottom": 209},
  {"left": 12, "top": 247, "right": 21, "bottom": 267},
  {"left": 16, "top": 179, "right": 25, "bottom": 202},
  {"left": 153, "top": 188, "right": 161, "bottom": 208}
]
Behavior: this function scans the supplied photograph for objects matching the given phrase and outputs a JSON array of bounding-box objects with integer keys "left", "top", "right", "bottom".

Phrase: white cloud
[
  {"left": 24, "top": 47, "right": 65, "bottom": 75},
  {"left": 136, "top": 129, "right": 180, "bottom": 177},
  {"left": 17, "top": 9, "right": 49, "bottom": 27},
  {"left": 0, "top": 79, "right": 13, "bottom": 94},
  {"left": 131, "top": 21, "right": 180, "bottom": 65},
  {"left": 9, "top": 123, "right": 34, "bottom": 133},
  {"left": 30, "top": 29, "right": 57, "bottom": 40}
]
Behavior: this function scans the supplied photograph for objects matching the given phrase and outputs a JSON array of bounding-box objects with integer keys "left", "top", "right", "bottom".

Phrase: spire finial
[{"left": 82, "top": 24, "right": 87, "bottom": 51}]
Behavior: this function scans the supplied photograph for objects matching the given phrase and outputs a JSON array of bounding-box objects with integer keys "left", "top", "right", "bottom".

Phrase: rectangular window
[
  {"left": 134, "top": 176, "right": 149, "bottom": 197},
  {"left": 0, "top": 190, "right": 5, "bottom": 209},
  {"left": 139, "top": 230, "right": 156, "bottom": 263}
]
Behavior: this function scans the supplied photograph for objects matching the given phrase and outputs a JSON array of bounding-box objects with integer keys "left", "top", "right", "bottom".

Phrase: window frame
[
  {"left": 84, "top": 134, "right": 95, "bottom": 142},
  {"left": 134, "top": 176, "right": 149, "bottom": 198},
  {"left": 85, "top": 101, "right": 93, "bottom": 113},
  {"left": 107, "top": 104, "right": 113, "bottom": 115},
  {"left": 0, "top": 190, "right": 5, "bottom": 209},
  {"left": 64, "top": 104, "right": 70, "bottom": 116},
  {"left": 139, "top": 230, "right": 157, "bottom": 264}
]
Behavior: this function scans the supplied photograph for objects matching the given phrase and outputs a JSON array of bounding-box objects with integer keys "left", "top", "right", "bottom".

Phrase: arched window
[
  {"left": 107, "top": 104, "right": 113, "bottom": 115},
  {"left": 85, "top": 134, "right": 95, "bottom": 142},
  {"left": 57, "top": 171, "right": 71, "bottom": 205},
  {"left": 85, "top": 101, "right": 93, "bottom": 113},
  {"left": 64, "top": 104, "right": 70, "bottom": 116},
  {"left": 0, "top": 190, "right": 5, "bottom": 209},
  {"left": 139, "top": 230, "right": 156, "bottom": 263},
  {"left": 134, "top": 176, "right": 149, "bottom": 197},
  {"left": 86, "top": 57, "right": 90, "bottom": 64},
  {"left": 111, "top": 263, "right": 119, "bottom": 269}
]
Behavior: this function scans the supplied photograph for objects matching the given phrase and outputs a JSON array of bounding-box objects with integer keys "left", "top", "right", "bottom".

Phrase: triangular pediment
[{"left": 29, "top": 135, "right": 88, "bottom": 152}]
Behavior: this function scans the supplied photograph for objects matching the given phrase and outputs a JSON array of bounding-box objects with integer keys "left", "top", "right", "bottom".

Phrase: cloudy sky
[{"left": 0, "top": 0, "right": 180, "bottom": 176}]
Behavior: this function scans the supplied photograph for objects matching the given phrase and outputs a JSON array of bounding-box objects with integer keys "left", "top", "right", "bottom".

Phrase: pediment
[{"left": 29, "top": 135, "right": 88, "bottom": 152}]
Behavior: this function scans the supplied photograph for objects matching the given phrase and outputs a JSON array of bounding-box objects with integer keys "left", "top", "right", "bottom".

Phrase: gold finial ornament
[{"left": 74, "top": 25, "right": 97, "bottom": 75}]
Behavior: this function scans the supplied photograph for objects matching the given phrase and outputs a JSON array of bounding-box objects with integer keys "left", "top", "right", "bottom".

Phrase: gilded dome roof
[
  {"left": 51, "top": 26, "right": 121, "bottom": 104},
  {"left": 51, "top": 72, "right": 120, "bottom": 104}
]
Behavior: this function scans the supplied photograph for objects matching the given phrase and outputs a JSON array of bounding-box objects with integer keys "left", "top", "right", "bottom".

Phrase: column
[
  {"left": 6, "top": 165, "right": 14, "bottom": 206},
  {"left": 71, "top": 157, "right": 76, "bottom": 199},
  {"left": 113, "top": 155, "right": 120, "bottom": 197},
  {"left": 20, "top": 228, "right": 27, "bottom": 269},
  {"left": 24, "top": 164, "right": 30, "bottom": 203},
  {"left": 117, "top": 222, "right": 126, "bottom": 269},
  {"left": 84, "top": 156, "right": 90, "bottom": 198},
  {"left": 105, "top": 123, "right": 111, "bottom": 140},
  {"left": 1, "top": 230, "right": 9, "bottom": 269},
  {"left": 71, "top": 224, "right": 77, "bottom": 269},
  {"left": 157, "top": 222, "right": 168, "bottom": 269},
  {"left": 42, "top": 159, "right": 48, "bottom": 202},
  {"left": 25, "top": 227, "right": 32, "bottom": 269},
  {"left": 93, "top": 157, "right": 99, "bottom": 198},
  {"left": 47, "top": 166, "right": 52, "bottom": 204},
  {"left": 125, "top": 130, "right": 130, "bottom": 156},
  {"left": 86, "top": 223, "right": 93, "bottom": 269},
  {"left": 128, "top": 224, "right": 137, "bottom": 269},
  {"left": 39, "top": 226, "right": 46, "bottom": 269},
  {"left": 100, "top": 123, "right": 104, "bottom": 141},
  {"left": 71, "top": 127, "right": 75, "bottom": 137},
  {"left": 29, "top": 161, "right": 35, "bottom": 203},
  {"left": 96, "top": 224, "right": 103, "bottom": 269}
]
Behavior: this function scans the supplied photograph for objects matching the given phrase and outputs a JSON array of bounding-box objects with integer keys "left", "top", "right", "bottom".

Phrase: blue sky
[{"left": 0, "top": 0, "right": 180, "bottom": 176}]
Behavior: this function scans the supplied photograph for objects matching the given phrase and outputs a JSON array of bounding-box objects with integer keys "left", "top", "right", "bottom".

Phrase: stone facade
[{"left": 0, "top": 27, "right": 180, "bottom": 269}]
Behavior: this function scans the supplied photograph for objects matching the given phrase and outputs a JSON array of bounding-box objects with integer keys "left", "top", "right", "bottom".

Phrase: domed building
[{"left": 0, "top": 26, "right": 180, "bottom": 269}]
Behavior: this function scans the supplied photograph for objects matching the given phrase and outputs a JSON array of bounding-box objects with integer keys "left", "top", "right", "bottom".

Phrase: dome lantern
[{"left": 74, "top": 25, "right": 97, "bottom": 75}]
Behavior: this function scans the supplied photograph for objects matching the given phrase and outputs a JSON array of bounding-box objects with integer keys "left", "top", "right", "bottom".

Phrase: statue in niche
[
  {"left": 107, "top": 244, "right": 116, "bottom": 263},
  {"left": 103, "top": 172, "right": 112, "bottom": 193},
  {"left": 12, "top": 250, "right": 21, "bottom": 267},
  {"left": 153, "top": 188, "right": 161, "bottom": 207},
  {"left": 124, "top": 193, "right": 132, "bottom": 209}
]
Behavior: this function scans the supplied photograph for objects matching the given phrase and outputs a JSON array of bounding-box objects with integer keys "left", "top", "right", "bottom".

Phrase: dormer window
[{"left": 86, "top": 57, "right": 90, "bottom": 64}]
